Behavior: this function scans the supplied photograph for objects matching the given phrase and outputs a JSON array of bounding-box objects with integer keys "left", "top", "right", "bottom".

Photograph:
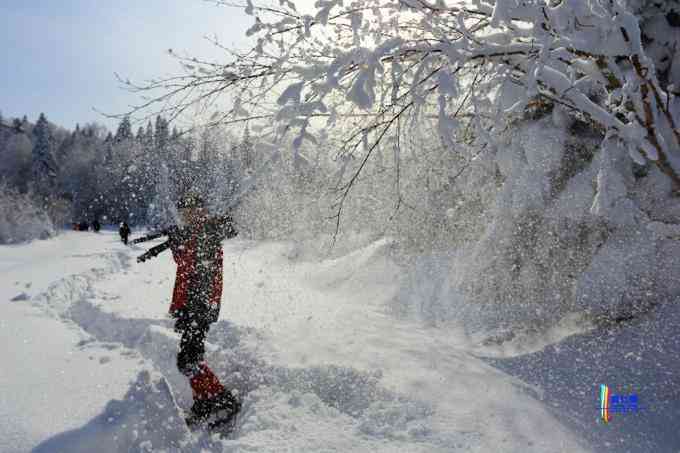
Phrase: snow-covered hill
[{"left": 5, "top": 230, "right": 668, "bottom": 452}]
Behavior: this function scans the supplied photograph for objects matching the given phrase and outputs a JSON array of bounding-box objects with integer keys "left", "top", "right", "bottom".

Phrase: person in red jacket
[{"left": 136, "top": 193, "right": 240, "bottom": 427}]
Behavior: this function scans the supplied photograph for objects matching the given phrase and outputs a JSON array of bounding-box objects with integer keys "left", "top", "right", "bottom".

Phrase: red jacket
[{"left": 168, "top": 215, "right": 236, "bottom": 324}]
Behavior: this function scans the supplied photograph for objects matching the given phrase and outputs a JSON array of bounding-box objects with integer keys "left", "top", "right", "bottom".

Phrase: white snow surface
[{"left": 0, "top": 231, "right": 593, "bottom": 452}]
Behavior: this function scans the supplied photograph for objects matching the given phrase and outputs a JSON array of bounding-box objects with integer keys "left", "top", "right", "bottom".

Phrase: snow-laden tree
[
  {"left": 126, "top": 0, "right": 680, "bottom": 193},
  {"left": 32, "top": 113, "right": 57, "bottom": 196},
  {"left": 154, "top": 115, "right": 170, "bottom": 156},
  {"left": 0, "top": 133, "right": 33, "bottom": 192},
  {"left": 0, "top": 181, "right": 54, "bottom": 244},
  {"left": 124, "top": 1, "right": 680, "bottom": 334},
  {"left": 238, "top": 124, "right": 254, "bottom": 170},
  {"left": 205, "top": 135, "right": 242, "bottom": 214},
  {"left": 147, "top": 161, "right": 178, "bottom": 229}
]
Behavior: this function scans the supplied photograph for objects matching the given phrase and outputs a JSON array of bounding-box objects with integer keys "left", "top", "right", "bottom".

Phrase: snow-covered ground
[
  {"left": 0, "top": 233, "right": 142, "bottom": 452},
  {"left": 4, "top": 230, "right": 659, "bottom": 452}
]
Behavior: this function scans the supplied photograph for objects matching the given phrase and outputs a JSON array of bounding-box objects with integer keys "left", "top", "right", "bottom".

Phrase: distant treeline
[{"left": 0, "top": 111, "right": 252, "bottom": 242}]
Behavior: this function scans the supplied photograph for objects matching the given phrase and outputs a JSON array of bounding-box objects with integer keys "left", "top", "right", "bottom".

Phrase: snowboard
[{"left": 156, "top": 370, "right": 243, "bottom": 438}]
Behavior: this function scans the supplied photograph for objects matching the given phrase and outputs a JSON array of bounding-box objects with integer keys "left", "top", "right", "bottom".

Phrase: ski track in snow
[{"left": 2, "top": 231, "right": 592, "bottom": 452}]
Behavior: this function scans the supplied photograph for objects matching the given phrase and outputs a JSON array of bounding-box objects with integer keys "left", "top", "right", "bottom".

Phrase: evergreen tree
[
  {"left": 12, "top": 118, "right": 23, "bottom": 133},
  {"left": 32, "top": 113, "right": 57, "bottom": 195},
  {"left": 103, "top": 132, "right": 114, "bottom": 163},
  {"left": 180, "top": 133, "right": 194, "bottom": 162},
  {"left": 115, "top": 116, "right": 133, "bottom": 142},
  {"left": 239, "top": 124, "right": 254, "bottom": 170},
  {"left": 144, "top": 121, "right": 154, "bottom": 148},
  {"left": 136, "top": 126, "right": 145, "bottom": 142},
  {"left": 147, "top": 162, "right": 177, "bottom": 228},
  {"left": 0, "top": 111, "right": 7, "bottom": 151},
  {"left": 56, "top": 128, "right": 74, "bottom": 165},
  {"left": 154, "top": 115, "right": 169, "bottom": 153},
  {"left": 1, "top": 133, "right": 32, "bottom": 192},
  {"left": 132, "top": 120, "right": 157, "bottom": 222}
]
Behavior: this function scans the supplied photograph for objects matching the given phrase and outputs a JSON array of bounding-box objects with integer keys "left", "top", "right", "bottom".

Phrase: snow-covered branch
[{"left": 126, "top": 0, "right": 680, "bottom": 200}]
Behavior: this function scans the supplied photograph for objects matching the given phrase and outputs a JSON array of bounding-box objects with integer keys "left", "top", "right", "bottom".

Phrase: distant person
[
  {"left": 119, "top": 222, "right": 131, "bottom": 245},
  {"left": 79, "top": 221, "right": 89, "bottom": 231},
  {"left": 92, "top": 219, "right": 101, "bottom": 232}
]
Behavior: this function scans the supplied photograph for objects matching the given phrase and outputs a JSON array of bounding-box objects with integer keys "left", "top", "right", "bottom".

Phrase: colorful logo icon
[
  {"left": 599, "top": 384, "right": 640, "bottom": 423},
  {"left": 600, "top": 384, "right": 612, "bottom": 423}
]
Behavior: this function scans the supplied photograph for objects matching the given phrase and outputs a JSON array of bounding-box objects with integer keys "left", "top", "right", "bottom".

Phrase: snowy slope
[
  {"left": 1, "top": 231, "right": 591, "bottom": 452},
  {"left": 483, "top": 301, "right": 680, "bottom": 453},
  {"left": 0, "top": 233, "right": 146, "bottom": 452}
]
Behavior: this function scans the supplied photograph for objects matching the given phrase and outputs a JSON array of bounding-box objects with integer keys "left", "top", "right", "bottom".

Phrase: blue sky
[{"left": 0, "top": 1, "right": 254, "bottom": 131}]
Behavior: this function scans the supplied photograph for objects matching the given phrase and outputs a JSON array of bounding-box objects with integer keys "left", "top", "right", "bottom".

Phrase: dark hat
[{"left": 177, "top": 193, "right": 205, "bottom": 209}]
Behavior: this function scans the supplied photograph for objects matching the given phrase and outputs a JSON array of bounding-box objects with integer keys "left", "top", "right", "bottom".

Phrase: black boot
[{"left": 186, "top": 390, "right": 241, "bottom": 429}]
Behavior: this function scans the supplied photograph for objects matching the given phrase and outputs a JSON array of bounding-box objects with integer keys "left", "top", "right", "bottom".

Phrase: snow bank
[
  {"left": 309, "top": 237, "right": 398, "bottom": 289},
  {"left": 32, "top": 371, "right": 191, "bottom": 453},
  {"left": 393, "top": 113, "right": 680, "bottom": 348},
  {"left": 489, "top": 297, "right": 680, "bottom": 452}
]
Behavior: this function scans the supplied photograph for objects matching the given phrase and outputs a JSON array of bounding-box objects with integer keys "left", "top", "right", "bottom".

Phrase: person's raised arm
[
  {"left": 136, "top": 240, "right": 171, "bottom": 263},
  {"left": 211, "top": 213, "right": 238, "bottom": 240},
  {"left": 130, "top": 229, "right": 170, "bottom": 245}
]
